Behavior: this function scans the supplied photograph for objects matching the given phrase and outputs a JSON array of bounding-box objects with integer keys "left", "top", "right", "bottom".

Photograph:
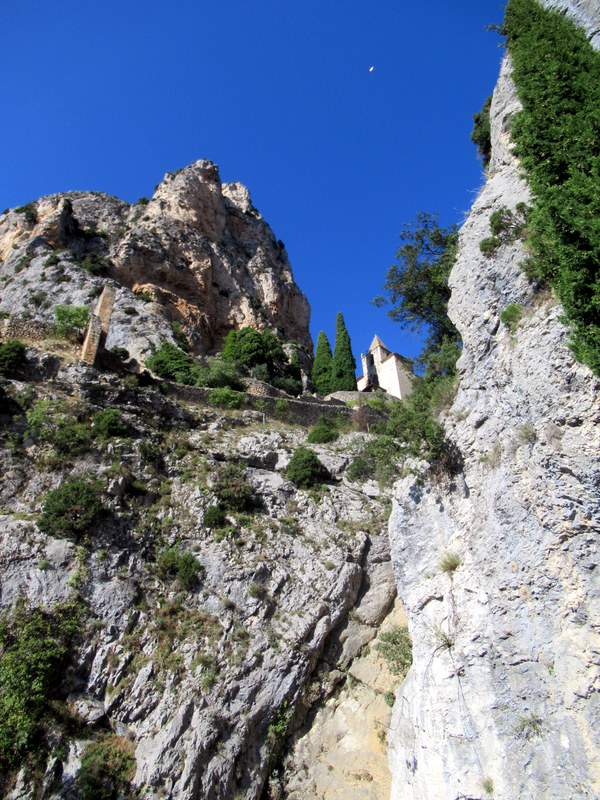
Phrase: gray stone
[{"left": 388, "top": 10, "right": 600, "bottom": 798}]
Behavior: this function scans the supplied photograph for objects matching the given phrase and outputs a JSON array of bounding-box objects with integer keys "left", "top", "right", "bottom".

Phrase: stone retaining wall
[
  {"left": 0, "top": 317, "right": 57, "bottom": 342},
  {"left": 165, "top": 381, "right": 380, "bottom": 428}
]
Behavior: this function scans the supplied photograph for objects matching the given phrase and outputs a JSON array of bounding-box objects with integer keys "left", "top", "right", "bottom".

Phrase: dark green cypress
[
  {"left": 331, "top": 313, "right": 357, "bottom": 391},
  {"left": 311, "top": 331, "right": 333, "bottom": 395}
]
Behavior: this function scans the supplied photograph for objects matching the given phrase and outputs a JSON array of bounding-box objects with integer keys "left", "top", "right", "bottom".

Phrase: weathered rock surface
[
  {"left": 282, "top": 600, "right": 407, "bottom": 800},
  {"left": 0, "top": 160, "right": 312, "bottom": 361},
  {"left": 387, "top": 3, "right": 600, "bottom": 799},
  {"left": 0, "top": 356, "right": 395, "bottom": 800}
]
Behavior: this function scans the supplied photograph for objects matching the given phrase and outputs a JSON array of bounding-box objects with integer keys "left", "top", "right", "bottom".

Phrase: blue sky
[{"left": 1, "top": 1, "right": 506, "bottom": 369}]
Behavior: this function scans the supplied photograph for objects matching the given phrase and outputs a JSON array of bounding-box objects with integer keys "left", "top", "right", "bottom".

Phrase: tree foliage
[
  {"left": 374, "top": 212, "right": 460, "bottom": 358},
  {"left": 222, "top": 327, "right": 285, "bottom": 371},
  {"left": 222, "top": 327, "right": 302, "bottom": 394},
  {"left": 311, "top": 331, "right": 333, "bottom": 395},
  {"left": 330, "top": 313, "right": 356, "bottom": 391},
  {"left": 145, "top": 342, "right": 207, "bottom": 385},
  {"left": 471, "top": 94, "right": 493, "bottom": 167},
  {"left": 0, "top": 601, "right": 81, "bottom": 771},
  {"left": 505, "top": 0, "right": 600, "bottom": 374},
  {"left": 285, "top": 446, "right": 330, "bottom": 489},
  {"left": 0, "top": 340, "right": 26, "bottom": 375},
  {"left": 54, "top": 304, "right": 89, "bottom": 339},
  {"left": 37, "top": 479, "right": 104, "bottom": 541},
  {"left": 351, "top": 214, "right": 463, "bottom": 481}
]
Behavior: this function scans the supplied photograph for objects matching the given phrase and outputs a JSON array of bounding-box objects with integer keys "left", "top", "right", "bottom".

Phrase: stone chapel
[{"left": 356, "top": 335, "right": 413, "bottom": 400}]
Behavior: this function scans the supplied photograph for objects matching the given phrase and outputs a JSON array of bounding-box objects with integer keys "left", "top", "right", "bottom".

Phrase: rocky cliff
[
  {"left": 387, "top": 3, "right": 600, "bottom": 799},
  {"left": 0, "top": 160, "right": 312, "bottom": 361},
  {"left": 0, "top": 352, "right": 402, "bottom": 799},
  {"left": 0, "top": 161, "right": 412, "bottom": 799}
]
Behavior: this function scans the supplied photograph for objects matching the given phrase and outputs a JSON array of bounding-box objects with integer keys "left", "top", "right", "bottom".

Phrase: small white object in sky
[{"left": 369, "top": 66, "right": 374, "bottom": 72}]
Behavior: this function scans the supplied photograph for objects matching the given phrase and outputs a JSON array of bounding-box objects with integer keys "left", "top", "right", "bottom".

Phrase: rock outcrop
[
  {"left": 0, "top": 160, "right": 312, "bottom": 362},
  {"left": 387, "top": 3, "right": 600, "bottom": 799},
  {"left": 0, "top": 350, "right": 398, "bottom": 799}
]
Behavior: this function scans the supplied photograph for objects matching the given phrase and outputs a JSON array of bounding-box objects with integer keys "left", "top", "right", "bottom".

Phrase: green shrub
[
  {"left": 0, "top": 600, "right": 82, "bottom": 771},
  {"left": 517, "top": 423, "right": 537, "bottom": 444},
  {"left": 285, "top": 446, "right": 330, "bottom": 489},
  {"left": 80, "top": 253, "right": 109, "bottom": 276},
  {"left": 176, "top": 552, "right": 203, "bottom": 590},
  {"left": 54, "top": 304, "right": 89, "bottom": 339},
  {"left": 156, "top": 544, "right": 203, "bottom": 590},
  {"left": 274, "top": 398, "right": 290, "bottom": 419},
  {"left": 500, "top": 303, "right": 523, "bottom": 332},
  {"left": 307, "top": 415, "right": 344, "bottom": 444},
  {"left": 213, "top": 462, "right": 258, "bottom": 512},
  {"left": 471, "top": 94, "right": 492, "bottom": 167},
  {"left": 481, "top": 205, "right": 530, "bottom": 259},
  {"left": 430, "top": 374, "right": 458, "bottom": 415},
  {"left": 222, "top": 327, "right": 285, "bottom": 371},
  {"left": 490, "top": 207, "right": 514, "bottom": 237},
  {"left": 347, "top": 435, "right": 401, "bottom": 485},
  {"left": 172, "top": 321, "right": 189, "bottom": 352},
  {"left": 479, "top": 236, "right": 501, "bottom": 258},
  {"left": 26, "top": 400, "right": 92, "bottom": 457},
  {"left": 307, "top": 422, "right": 338, "bottom": 444},
  {"left": 15, "top": 203, "right": 38, "bottom": 225},
  {"left": 92, "top": 408, "right": 128, "bottom": 440},
  {"left": 505, "top": 0, "right": 600, "bottom": 374},
  {"left": 205, "top": 358, "right": 245, "bottom": 390},
  {"left": 14, "top": 251, "right": 33, "bottom": 273},
  {"left": 0, "top": 340, "right": 26, "bottom": 375},
  {"left": 206, "top": 386, "right": 245, "bottom": 409},
  {"left": 204, "top": 505, "right": 226, "bottom": 528},
  {"left": 221, "top": 327, "right": 300, "bottom": 392},
  {"left": 386, "top": 392, "right": 445, "bottom": 463},
  {"left": 76, "top": 734, "right": 136, "bottom": 800},
  {"left": 145, "top": 341, "right": 207, "bottom": 385},
  {"left": 37, "top": 480, "right": 104, "bottom": 541},
  {"left": 375, "top": 625, "right": 412, "bottom": 676},
  {"left": 272, "top": 373, "right": 302, "bottom": 396},
  {"left": 156, "top": 545, "right": 179, "bottom": 579},
  {"left": 139, "top": 441, "right": 163, "bottom": 469}
]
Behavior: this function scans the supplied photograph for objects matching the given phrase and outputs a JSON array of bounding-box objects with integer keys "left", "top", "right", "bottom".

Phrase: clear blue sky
[{"left": 1, "top": 1, "right": 506, "bottom": 369}]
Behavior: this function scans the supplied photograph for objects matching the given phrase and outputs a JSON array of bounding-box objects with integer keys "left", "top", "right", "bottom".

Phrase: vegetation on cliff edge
[{"left": 505, "top": 0, "right": 600, "bottom": 374}]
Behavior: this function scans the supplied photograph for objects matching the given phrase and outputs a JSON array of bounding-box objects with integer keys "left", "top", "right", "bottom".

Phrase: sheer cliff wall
[{"left": 387, "top": 3, "right": 600, "bottom": 799}]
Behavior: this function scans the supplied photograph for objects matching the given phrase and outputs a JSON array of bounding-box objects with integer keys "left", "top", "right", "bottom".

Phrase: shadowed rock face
[
  {"left": 0, "top": 159, "right": 312, "bottom": 360},
  {"left": 387, "top": 3, "right": 600, "bottom": 799}
]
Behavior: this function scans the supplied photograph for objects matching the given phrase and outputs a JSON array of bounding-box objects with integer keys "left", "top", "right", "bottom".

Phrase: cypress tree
[
  {"left": 311, "top": 331, "right": 333, "bottom": 395},
  {"left": 331, "top": 312, "right": 357, "bottom": 391}
]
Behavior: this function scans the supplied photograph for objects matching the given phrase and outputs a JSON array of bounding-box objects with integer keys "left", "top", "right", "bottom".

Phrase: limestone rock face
[
  {"left": 387, "top": 4, "right": 600, "bottom": 799},
  {"left": 0, "top": 160, "right": 312, "bottom": 361},
  {"left": 0, "top": 357, "right": 393, "bottom": 800}
]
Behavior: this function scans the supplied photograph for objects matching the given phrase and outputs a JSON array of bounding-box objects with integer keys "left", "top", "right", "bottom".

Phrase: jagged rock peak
[{"left": 0, "top": 159, "right": 312, "bottom": 360}]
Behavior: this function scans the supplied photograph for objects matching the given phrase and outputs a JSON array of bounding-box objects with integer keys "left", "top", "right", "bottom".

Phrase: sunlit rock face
[
  {"left": 387, "top": 2, "right": 600, "bottom": 798},
  {"left": 0, "top": 159, "right": 312, "bottom": 362}
]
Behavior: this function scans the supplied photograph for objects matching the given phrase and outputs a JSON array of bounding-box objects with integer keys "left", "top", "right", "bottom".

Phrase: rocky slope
[
  {"left": 387, "top": 3, "right": 600, "bottom": 799},
  {"left": 0, "top": 160, "right": 312, "bottom": 361},
  {"left": 0, "top": 347, "right": 405, "bottom": 799}
]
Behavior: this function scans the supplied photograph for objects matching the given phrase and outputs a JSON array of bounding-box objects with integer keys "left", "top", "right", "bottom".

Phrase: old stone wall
[{"left": 0, "top": 317, "right": 58, "bottom": 342}]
